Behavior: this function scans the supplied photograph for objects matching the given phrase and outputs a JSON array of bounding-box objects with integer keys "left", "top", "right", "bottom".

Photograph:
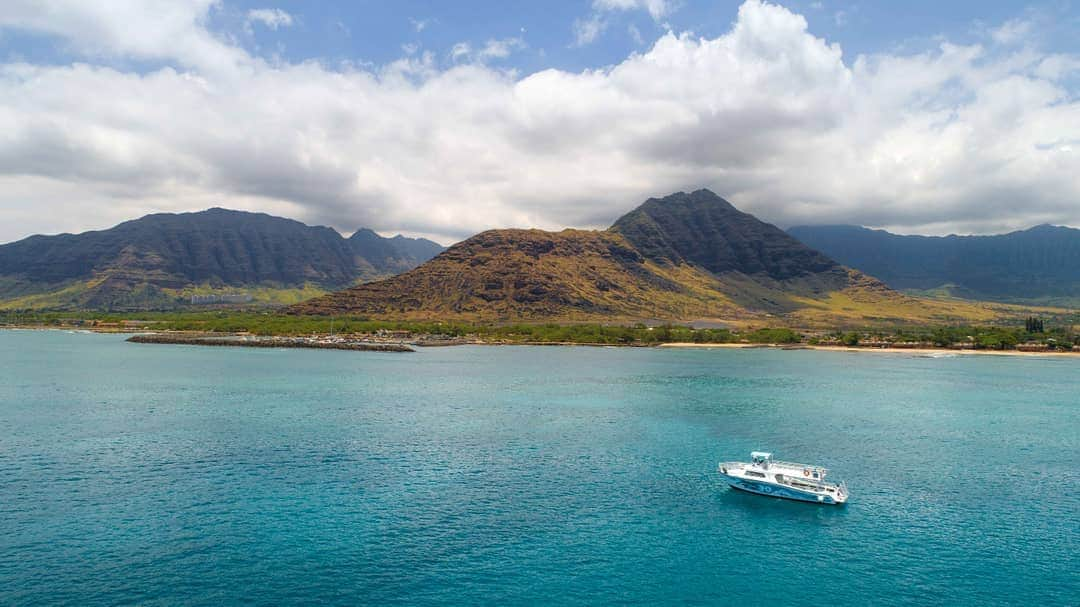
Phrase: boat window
[{"left": 745, "top": 470, "right": 765, "bottom": 478}]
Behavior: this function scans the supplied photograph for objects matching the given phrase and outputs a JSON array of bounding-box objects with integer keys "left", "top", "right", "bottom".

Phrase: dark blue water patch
[{"left": 0, "top": 332, "right": 1076, "bottom": 605}]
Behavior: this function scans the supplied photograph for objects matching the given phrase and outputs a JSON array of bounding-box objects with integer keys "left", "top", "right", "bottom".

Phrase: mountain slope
[
  {"left": 293, "top": 190, "right": 992, "bottom": 325},
  {"left": 612, "top": 190, "right": 842, "bottom": 280},
  {"left": 610, "top": 190, "right": 855, "bottom": 310},
  {"left": 0, "top": 208, "right": 443, "bottom": 310},
  {"left": 291, "top": 229, "right": 740, "bottom": 320},
  {"left": 788, "top": 224, "right": 1080, "bottom": 305}
]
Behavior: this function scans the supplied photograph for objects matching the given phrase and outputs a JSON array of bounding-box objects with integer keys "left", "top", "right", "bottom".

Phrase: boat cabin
[{"left": 751, "top": 452, "right": 772, "bottom": 467}]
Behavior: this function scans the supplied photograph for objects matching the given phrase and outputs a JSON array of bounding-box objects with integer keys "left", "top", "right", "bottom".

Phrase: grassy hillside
[
  {"left": 289, "top": 227, "right": 1024, "bottom": 326},
  {"left": 291, "top": 228, "right": 748, "bottom": 321},
  {"left": 0, "top": 278, "right": 330, "bottom": 311}
]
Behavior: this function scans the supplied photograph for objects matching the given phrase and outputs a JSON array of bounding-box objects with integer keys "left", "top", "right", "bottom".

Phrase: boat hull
[{"left": 723, "top": 475, "right": 842, "bottom": 505}]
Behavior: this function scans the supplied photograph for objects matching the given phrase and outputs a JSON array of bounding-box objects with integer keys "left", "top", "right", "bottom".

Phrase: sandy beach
[{"left": 658, "top": 342, "right": 1080, "bottom": 357}]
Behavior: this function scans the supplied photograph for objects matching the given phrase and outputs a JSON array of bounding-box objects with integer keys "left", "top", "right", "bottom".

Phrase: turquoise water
[{"left": 1, "top": 331, "right": 1076, "bottom": 606}]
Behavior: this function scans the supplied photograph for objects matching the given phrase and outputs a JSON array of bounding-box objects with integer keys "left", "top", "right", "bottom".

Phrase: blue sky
[
  {"left": 0, "top": 1, "right": 1077, "bottom": 243},
  {"left": 8, "top": 1, "right": 1076, "bottom": 74},
  {"left": 253, "top": 0, "right": 1074, "bottom": 69}
]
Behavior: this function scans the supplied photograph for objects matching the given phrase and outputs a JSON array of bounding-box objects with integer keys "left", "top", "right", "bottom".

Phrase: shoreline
[
  {"left": 657, "top": 342, "right": 1080, "bottom": 357},
  {"left": 5, "top": 327, "right": 1078, "bottom": 358}
]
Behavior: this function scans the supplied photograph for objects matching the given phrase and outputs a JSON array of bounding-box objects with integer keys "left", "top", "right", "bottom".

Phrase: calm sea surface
[{"left": 1, "top": 331, "right": 1077, "bottom": 606}]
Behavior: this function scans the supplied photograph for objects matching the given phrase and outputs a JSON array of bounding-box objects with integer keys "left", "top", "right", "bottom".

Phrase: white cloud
[
  {"left": 449, "top": 38, "right": 525, "bottom": 62},
  {"left": 593, "top": 0, "right": 674, "bottom": 21},
  {"left": 449, "top": 42, "right": 471, "bottom": 62},
  {"left": 0, "top": 0, "right": 1078, "bottom": 244},
  {"left": 990, "top": 18, "right": 1032, "bottom": 45},
  {"left": 628, "top": 24, "right": 645, "bottom": 45},
  {"left": 245, "top": 8, "right": 293, "bottom": 32},
  {"left": 572, "top": 15, "right": 607, "bottom": 47},
  {"left": 0, "top": 0, "right": 243, "bottom": 71},
  {"left": 479, "top": 37, "right": 526, "bottom": 59},
  {"left": 577, "top": 0, "right": 673, "bottom": 45},
  {"left": 410, "top": 18, "right": 430, "bottom": 33}
]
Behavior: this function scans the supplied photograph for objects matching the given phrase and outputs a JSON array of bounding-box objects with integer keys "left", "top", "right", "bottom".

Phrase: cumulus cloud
[
  {"left": 0, "top": 0, "right": 1077, "bottom": 244},
  {"left": 0, "top": 0, "right": 243, "bottom": 71}
]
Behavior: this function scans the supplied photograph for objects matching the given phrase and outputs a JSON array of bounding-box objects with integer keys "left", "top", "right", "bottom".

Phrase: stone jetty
[{"left": 127, "top": 334, "right": 414, "bottom": 352}]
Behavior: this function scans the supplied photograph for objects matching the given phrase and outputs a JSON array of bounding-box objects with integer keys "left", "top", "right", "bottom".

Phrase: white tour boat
[{"left": 719, "top": 452, "right": 848, "bottom": 505}]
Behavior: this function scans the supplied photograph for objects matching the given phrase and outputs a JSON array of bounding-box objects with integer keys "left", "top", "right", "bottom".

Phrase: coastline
[
  {"left": 657, "top": 342, "right": 1080, "bottom": 357},
  {"left": 126, "top": 334, "right": 414, "bottom": 352},
  {"left": 4, "top": 327, "right": 1077, "bottom": 357}
]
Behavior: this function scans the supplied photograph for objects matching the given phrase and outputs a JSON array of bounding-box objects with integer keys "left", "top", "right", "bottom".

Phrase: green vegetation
[
  {"left": 0, "top": 311, "right": 740, "bottom": 344},
  {"left": 744, "top": 328, "right": 802, "bottom": 344},
  {"left": 851, "top": 324, "right": 1080, "bottom": 351},
  {"left": 1024, "top": 316, "right": 1045, "bottom": 333},
  {"left": 2, "top": 310, "right": 1077, "bottom": 351}
]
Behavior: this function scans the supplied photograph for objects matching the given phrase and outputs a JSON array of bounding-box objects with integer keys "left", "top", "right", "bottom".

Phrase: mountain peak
[
  {"left": 1025, "top": 223, "right": 1073, "bottom": 234},
  {"left": 637, "top": 189, "right": 736, "bottom": 211},
  {"left": 611, "top": 190, "right": 842, "bottom": 281},
  {"left": 290, "top": 191, "right": 917, "bottom": 322}
]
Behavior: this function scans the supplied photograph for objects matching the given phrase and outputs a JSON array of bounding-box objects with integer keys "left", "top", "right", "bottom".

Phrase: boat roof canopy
[{"left": 751, "top": 451, "right": 772, "bottom": 459}]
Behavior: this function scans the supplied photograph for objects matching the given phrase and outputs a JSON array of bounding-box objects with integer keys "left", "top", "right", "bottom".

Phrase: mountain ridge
[
  {"left": 0, "top": 208, "right": 444, "bottom": 310},
  {"left": 787, "top": 223, "right": 1080, "bottom": 305}
]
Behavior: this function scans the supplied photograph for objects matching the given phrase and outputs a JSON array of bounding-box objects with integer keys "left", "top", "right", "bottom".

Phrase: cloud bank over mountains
[{"left": 0, "top": 0, "right": 1077, "bottom": 243}]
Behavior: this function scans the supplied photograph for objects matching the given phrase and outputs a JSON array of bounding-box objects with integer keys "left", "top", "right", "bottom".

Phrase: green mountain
[
  {"left": 0, "top": 208, "right": 443, "bottom": 310},
  {"left": 348, "top": 228, "right": 446, "bottom": 278},
  {"left": 787, "top": 224, "right": 1080, "bottom": 306},
  {"left": 293, "top": 190, "right": 992, "bottom": 326},
  {"left": 612, "top": 190, "right": 842, "bottom": 279}
]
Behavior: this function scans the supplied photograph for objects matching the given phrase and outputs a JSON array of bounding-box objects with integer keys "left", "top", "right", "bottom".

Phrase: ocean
[{"left": 1, "top": 331, "right": 1076, "bottom": 605}]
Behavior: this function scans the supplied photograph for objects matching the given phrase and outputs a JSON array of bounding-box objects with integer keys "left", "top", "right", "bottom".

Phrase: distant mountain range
[
  {"left": 788, "top": 224, "right": 1080, "bottom": 305},
  {"left": 0, "top": 208, "right": 443, "bottom": 310},
  {"left": 6, "top": 193, "right": 1062, "bottom": 320},
  {"left": 293, "top": 190, "right": 989, "bottom": 325}
]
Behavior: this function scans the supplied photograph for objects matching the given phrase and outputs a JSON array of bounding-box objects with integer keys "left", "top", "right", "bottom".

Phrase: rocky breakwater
[{"left": 128, "top": 334, "right": 414, "bottom": 352}]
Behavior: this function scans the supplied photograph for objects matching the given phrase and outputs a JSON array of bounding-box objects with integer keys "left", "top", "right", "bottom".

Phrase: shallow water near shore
[{"left": 1, "top": 330, "right": 1077, "bottom": 605}]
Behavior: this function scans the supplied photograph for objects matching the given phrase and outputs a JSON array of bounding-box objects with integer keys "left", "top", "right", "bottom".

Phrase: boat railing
[
  {"left": 777, "top": 473, "right": 842, "bottom": 489},
  {"left": 769, "top": 460, "right": 828, "bottom": 473}
]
